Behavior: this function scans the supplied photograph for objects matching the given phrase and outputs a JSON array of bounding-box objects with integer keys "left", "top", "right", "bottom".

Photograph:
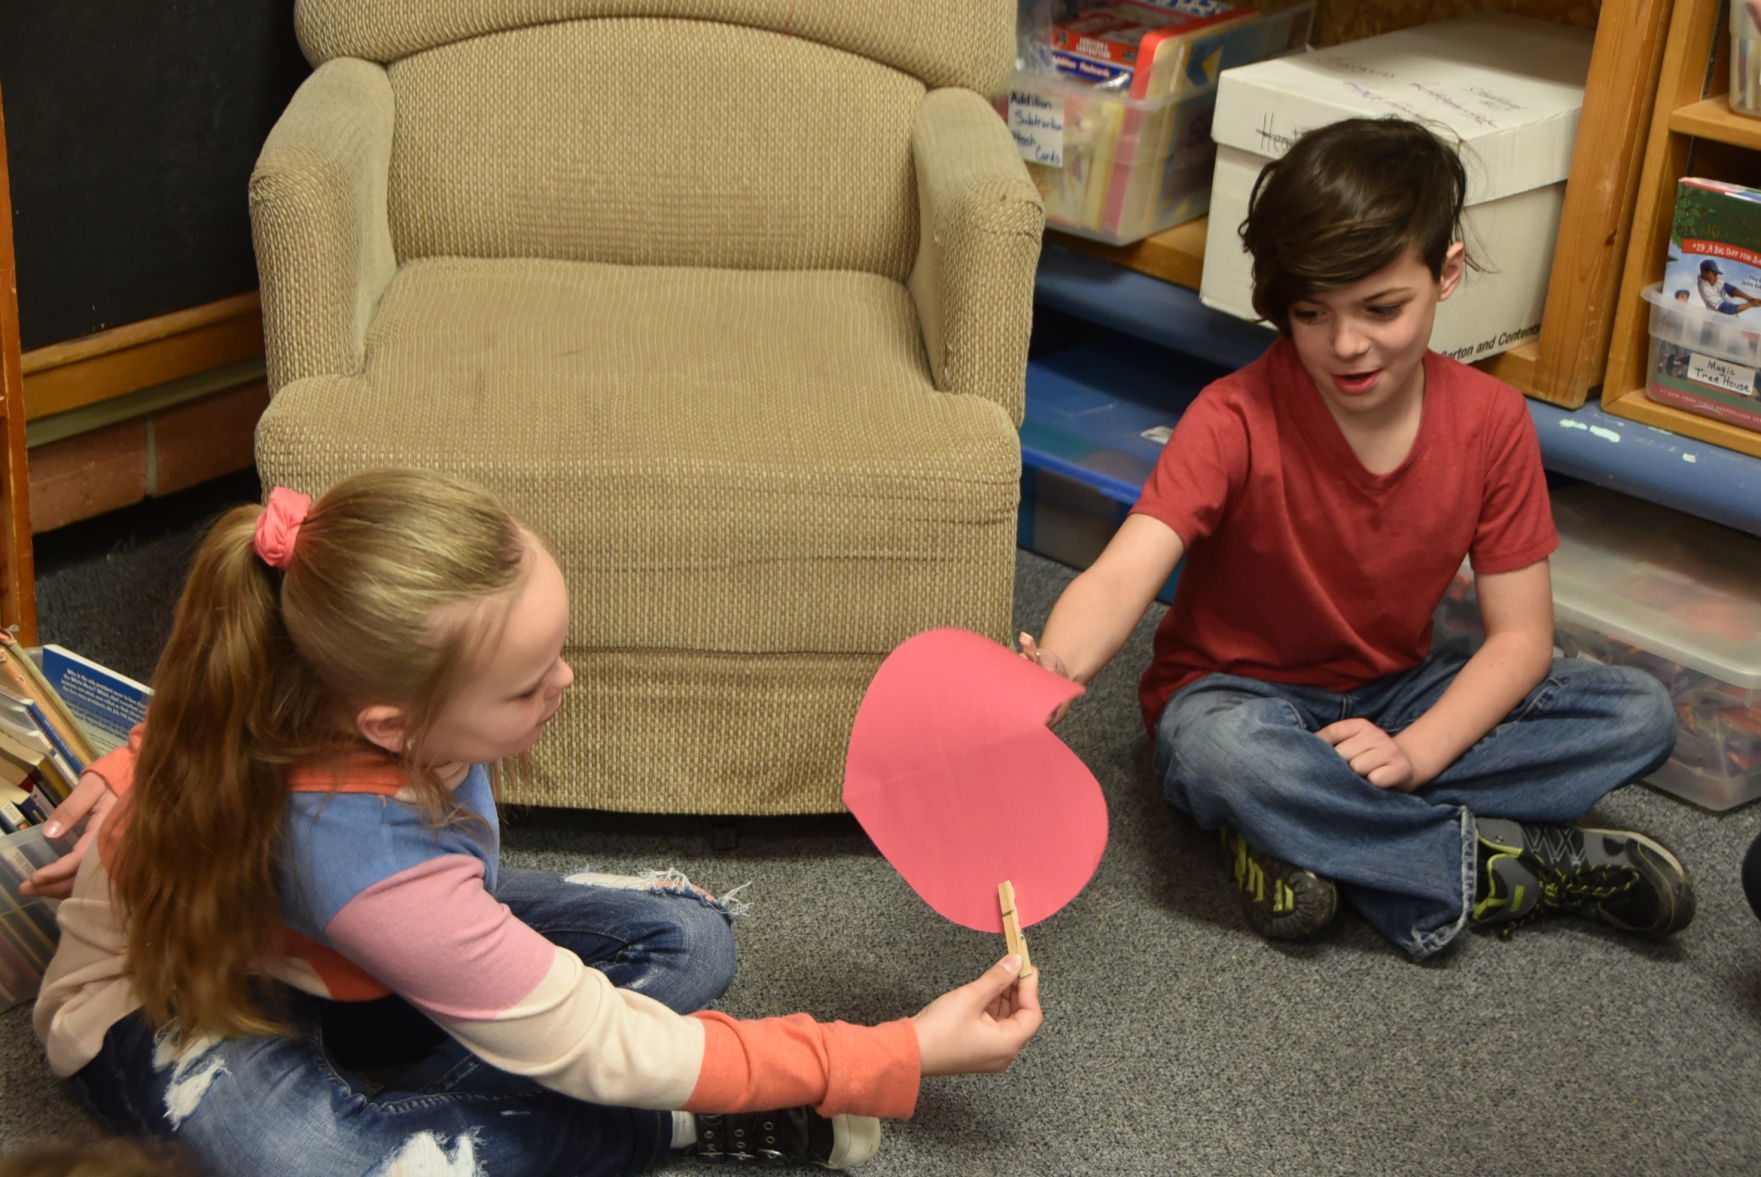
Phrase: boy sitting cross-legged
[{"left": 1023, "top": 117, "right": 1693, "bottom": 960}]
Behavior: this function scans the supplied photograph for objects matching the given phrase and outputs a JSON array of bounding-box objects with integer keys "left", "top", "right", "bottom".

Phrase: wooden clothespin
[{"left": 997, "top": 879, "right": 1037, "bottom": 980}]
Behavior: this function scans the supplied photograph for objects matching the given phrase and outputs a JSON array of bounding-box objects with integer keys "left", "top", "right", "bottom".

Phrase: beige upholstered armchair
[{"left": 249, "top": 0, "right": 1044, "bottom": 814}]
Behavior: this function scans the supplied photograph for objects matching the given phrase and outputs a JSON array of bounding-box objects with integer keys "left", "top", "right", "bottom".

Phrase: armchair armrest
[
  {"left": 248, "top": 58, "right": 396, "bottom": 392},
  {"left": 907, "top": 87, "right": 1045, "bottom": 425}
]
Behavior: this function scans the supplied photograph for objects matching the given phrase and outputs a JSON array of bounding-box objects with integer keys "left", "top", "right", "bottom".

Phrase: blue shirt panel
[{"left": 277, "top": 763, "right": 499, "bottom": 942}]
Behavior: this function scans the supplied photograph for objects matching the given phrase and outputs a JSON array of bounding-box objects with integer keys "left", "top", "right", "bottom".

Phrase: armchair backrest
[{"left": 295, "top": 0, "right": 1015, "bottom": 277}]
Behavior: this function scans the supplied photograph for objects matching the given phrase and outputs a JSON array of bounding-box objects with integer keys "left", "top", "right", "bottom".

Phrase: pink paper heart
[{"left": 843, "top": 628, "right": 1108, "bottom": 933}]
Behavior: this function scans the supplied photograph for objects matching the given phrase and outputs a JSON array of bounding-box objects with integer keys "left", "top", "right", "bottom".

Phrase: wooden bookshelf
[
  {"left": 1604, "top": 0, "right": 1761, "bottom": 460},
  {"left": 1049, "top": 0, "right": 1674, "bottom": 411},
  {"left": 0, "top": 84, "right": 37, "bottom": 643}
]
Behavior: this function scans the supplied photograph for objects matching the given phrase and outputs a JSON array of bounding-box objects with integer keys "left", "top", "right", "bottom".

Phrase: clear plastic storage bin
[
  {"left": 1006, "top": 74, "right": 1217, "bottom": 245},
  {"left": 1006, "top": 1, "right": 1313, "bottom": 244},
  {"left": 1733, "top": 0, "right": 1761, "bottom": 117},
  {"left": 1641, "top": 282, "right": 1761, "bottom": 432},
  {"left": 1432, "top": 485, "right": 1761, "bottom": 811}
]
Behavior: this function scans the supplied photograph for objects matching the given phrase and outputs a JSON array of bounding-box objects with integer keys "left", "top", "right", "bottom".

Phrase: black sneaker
[
  {"left": 689, "top": 1109, "right": 880, "bottom": 1168},
  {"left": 1471, "top": 817, "right": 1695, "bottom": 939},
  {"left": 1219, "top": 828, "right": 1338, "bottom": 940}
]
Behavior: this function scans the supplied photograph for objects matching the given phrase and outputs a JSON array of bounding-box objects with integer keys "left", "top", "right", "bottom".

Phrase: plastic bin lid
[
  {"left": 1548, "top": 485, "right": 1761, "bottom": 688},
  {"left": 1641, "top": 282, "right": 1761, "bottom": 367}
]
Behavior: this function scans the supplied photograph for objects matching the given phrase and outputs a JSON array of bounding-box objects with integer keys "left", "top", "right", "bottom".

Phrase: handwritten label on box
[
  {"left": 1688, "top": 351, "right": 1760, "bottom": 398},
  {"left": 1009, "top": 91, "right": 1064, "bottom": 168}
]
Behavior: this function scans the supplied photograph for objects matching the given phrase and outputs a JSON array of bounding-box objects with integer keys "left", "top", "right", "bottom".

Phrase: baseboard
[
  {"left": 19, "top": 293, "right": 264, "bottom": 420},
  {"left": 27, "top": 379, "right": 266, "bottom": 534}
]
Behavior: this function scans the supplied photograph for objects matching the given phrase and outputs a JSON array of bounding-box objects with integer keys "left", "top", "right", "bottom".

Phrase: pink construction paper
[{"left": 843, "top": 628, "right": 1107, "bottom": 933}]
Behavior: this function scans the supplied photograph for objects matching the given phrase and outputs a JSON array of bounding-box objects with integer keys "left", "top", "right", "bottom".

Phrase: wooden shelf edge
[
  {"left": 1667, "top": 96, "right": 1761, "bottom": 150},
  {"left": 1602, "top": 385, "right": 1761, "bottom": 459},
  {"left": 19, "top": 294, "right": 265, "bottom": 420},
  {"left": 1046, "top": 219, "right": 1209, "bottom": 292}
]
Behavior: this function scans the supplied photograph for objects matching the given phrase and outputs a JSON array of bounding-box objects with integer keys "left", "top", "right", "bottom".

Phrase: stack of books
[{"left": 0, "top": 636, "right": 149, "bottom": 1008}]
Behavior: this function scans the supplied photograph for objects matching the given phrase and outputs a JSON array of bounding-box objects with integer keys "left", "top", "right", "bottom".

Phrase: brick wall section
[{"left": 28, "top": 381, "right": 268, "bottom": 533}]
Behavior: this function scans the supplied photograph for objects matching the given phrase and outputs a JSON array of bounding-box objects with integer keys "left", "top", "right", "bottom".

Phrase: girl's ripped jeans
[{"left": 74, "top": 867, "right": 739, "bottom": 1177}]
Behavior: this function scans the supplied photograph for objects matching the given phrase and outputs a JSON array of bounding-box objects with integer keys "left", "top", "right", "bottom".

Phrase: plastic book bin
[
  {"left": 1018, "top": 333, "right": 1227, "bottom": 603},
  {"left": 1642, "top": 282, "right": 1761, "bottom": 433},
  {"left": 1006, "top": 73, "right": 1217, "bottom": 245},
  {"left": 1433, "top": 485, "right": 1761, "bottom": 812},
  {"left": 1005, "top": 2, "right": 1315, "bottom": 245},
  {"left": 1733, "top": 0, "right": 1761, "bottom": 118}
]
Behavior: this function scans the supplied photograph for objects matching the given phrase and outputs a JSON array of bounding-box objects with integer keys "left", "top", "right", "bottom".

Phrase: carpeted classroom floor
[{"left": 2, "top": 471, "right": 1759, "bottom": 1175}]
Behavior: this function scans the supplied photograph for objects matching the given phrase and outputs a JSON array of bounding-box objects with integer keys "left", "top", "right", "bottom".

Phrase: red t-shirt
[{"left": 1131, "top": 338, "right": 1558, "bottom": 733}]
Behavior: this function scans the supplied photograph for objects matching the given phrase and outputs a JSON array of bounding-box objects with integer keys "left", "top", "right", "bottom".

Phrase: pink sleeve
[
  {"left": 685, "top": 1012, "right": 921, "bottom": 1119},
  {"left": 323, "top": 857, "right": 556, "bottom": 1019}
]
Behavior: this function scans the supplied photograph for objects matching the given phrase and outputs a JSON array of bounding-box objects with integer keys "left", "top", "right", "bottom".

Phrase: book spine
[
  {"left": 0, "top": 636, "right": 98, "bottom": 764},
  {"left": 16, "top": 790, "right": 50, "bottom": 828},
  {"left": 0, "top": 826, "right": 71, "bottom": 1008},
  {"left": 22, "top": 698, "right": 85, "bottom": 784}
]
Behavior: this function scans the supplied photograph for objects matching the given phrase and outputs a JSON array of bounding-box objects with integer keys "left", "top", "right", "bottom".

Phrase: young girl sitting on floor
[{"left": 25, "top": 469, "right": 1040, "bottom": 1175}]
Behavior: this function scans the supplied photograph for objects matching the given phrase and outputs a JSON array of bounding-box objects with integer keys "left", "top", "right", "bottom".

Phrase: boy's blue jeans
[
  {"left": 1154, "top": 653, "right": 1677, "bottom": 959},
  {"left": 72, "top": 867, "right": 740, "bottom": 1177}
]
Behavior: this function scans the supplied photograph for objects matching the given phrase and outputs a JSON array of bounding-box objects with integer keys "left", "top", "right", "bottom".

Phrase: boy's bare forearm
[
  {"left": 1035, "top": 514, "right": 1186, "bottom": 686},
  {"left": 1037, "top": 565, "right": 1158, "bottom": 685},
  {"left": 1394, "top": 630, "right": 1553, "bottom": 784}
]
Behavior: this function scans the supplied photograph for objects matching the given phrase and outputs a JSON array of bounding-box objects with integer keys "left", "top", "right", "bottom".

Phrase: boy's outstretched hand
[
  {"left": 912, "top": 954, "right": 1043, "bottom": 1076},
  {"left": 1017, "top": 633, "right": 1074, "bottom": 727}
]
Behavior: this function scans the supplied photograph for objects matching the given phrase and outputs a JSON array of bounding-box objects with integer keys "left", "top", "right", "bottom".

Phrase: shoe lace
[{"left": 1492, "top": 861, "right": 1639, "bottom": 940}]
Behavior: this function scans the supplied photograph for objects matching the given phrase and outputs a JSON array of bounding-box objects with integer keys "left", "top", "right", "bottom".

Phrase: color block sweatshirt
[{"left": 33, "top": 737, "right": 920, "bottom": 1118}]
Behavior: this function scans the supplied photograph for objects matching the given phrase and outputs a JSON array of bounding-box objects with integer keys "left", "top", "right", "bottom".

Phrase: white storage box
[
  {"left": 1433, "top": 485, "right": 1761, "bottom": 811},
  {"left": 1198, "top": 13, "right": 1593, "bottom": 362}
]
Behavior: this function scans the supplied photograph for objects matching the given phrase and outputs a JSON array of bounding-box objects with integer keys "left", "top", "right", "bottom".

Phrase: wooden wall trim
[
  {"left": 20, "top": 292, "right": 264, "bottom": 421},
  {"left": 0, "top": 82, "right": 38, "bottom": 641}
]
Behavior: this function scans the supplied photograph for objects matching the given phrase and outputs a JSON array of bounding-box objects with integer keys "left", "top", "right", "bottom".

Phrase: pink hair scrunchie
[{"left": 254, "top": 487, "right": 312, "bottom": 570}]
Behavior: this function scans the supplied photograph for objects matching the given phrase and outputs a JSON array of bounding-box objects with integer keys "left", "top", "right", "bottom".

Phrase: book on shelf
[
  {"left": 31, "top": 644, "right": 150, "bottom": 757},
  {"left": 0, "top": 744, "right": 54, "bottom": 831},
  {"left": 0, "top": 823, "right": 75, "bottom": 1010},
  {"left": 0, "top": 694, "right": 80, "bottom": 803},
  {"left": 0, "top": 632, "right": 97, "bottom": 767}
]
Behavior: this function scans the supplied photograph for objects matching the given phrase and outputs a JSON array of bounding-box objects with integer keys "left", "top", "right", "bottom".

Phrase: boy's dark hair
[{"left": 1239, "top": 117, "right": 1470, "bottom": 333}]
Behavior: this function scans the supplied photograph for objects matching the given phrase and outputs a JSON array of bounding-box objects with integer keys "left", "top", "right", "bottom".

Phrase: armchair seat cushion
[{"left": 256, "top": 257, "right": 1023, "bottom": 656}]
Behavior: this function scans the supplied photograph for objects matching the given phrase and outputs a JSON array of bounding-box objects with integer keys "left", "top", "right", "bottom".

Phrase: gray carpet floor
[{"left": 3, "top": 472, "right": 1760, "bottom": 1175}]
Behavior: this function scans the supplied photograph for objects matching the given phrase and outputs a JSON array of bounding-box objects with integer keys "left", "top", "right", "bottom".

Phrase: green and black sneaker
[
  {"left": 1471, "top": 817, "right": 1695, "bottom": 940},
  {"left": 689, "top": 1109, "right": 880, "bottom": 1169},
  {"left": 1219, "top": 828, "right": 1338, "bottom": 940}
]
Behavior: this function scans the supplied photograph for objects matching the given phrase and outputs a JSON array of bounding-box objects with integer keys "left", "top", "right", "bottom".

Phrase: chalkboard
[{"left": 0, "top": 2, "right": 310, "bottom": 352}]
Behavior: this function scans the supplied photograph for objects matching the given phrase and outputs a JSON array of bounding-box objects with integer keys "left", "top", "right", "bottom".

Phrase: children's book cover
[
  {"left": 1665, "top": 179, "right": 1761, "bottom": 317},
  {"left": 1648, "top": 178, "right": 1761, "bottom": 430},
  {"left": 34, "top": 645, "right": 151, "bottom": 758}
]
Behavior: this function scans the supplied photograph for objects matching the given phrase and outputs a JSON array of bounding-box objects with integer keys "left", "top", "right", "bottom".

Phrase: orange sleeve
[
  {"left": 684, "top": 1012, "right": 921, "bottom": 1120},
  {"left": 84, "top": 724, "right": 145, "bottom": 796}
]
